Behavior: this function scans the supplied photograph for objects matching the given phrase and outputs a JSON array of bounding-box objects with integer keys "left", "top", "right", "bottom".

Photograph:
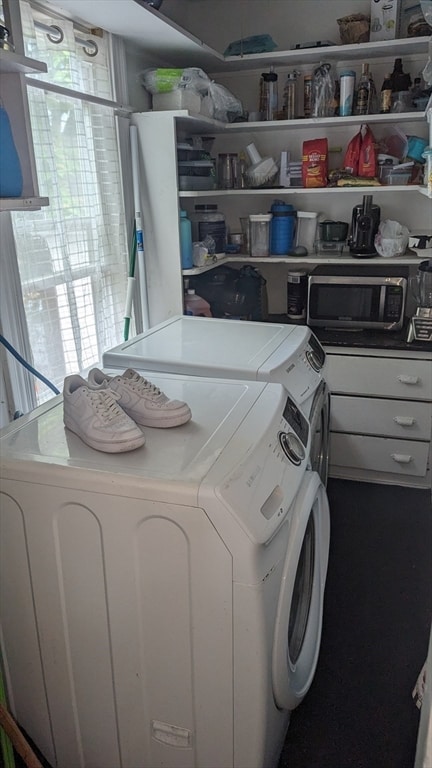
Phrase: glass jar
[{"left": 190, "top": 204, "right": 227, "bottom": 255}]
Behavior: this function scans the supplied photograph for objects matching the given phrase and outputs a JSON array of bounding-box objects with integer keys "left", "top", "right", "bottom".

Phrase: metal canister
[
  {"left": 287, "top": 270, "right": 308, "bottom": 321},
  {"left": 303, "top": 74, "right": 312, "bottom": 118},
  {"left": 339, "top": 70, "right": 356, "bottom": 117}
]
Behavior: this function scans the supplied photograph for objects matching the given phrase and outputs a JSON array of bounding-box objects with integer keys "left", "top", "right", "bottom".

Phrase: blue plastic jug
[
  {"left": 269, "top": 200, "right": 296, "bottom": 255},
  {"left": 179, "top": 209, "right": 193, "bottom": 269},
  {"left": 0, "top": 106, "right": 23, "bottom": 198}
]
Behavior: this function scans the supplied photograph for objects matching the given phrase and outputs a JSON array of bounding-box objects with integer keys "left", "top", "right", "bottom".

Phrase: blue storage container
[
  {"left": 0, "top": 106, "right": 23, "bottom": 198},
  {"left": 179, "top": 209, "right": 193, "bottom": 269},
  {"left": 269, "top": 200, "right": 296, "bottom": 255}
]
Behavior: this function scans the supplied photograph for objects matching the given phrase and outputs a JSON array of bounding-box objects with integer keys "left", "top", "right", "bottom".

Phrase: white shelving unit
[
  {"left": 62, "top": 0, "right": 429, "bottom": 323},
  {"left": 0, "top": 6, "right": 49, "bottom": 212},
  {"left": 179, "top": 185, "right": 423, "bottom": 199},
  {"left": 33, "top": 0, "right": 431, "bottom": 72}
]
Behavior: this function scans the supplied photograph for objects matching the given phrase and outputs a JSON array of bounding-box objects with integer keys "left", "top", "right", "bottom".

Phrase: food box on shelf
[{"left": 370, "top": 0, "right": 400, "bottom": 41}]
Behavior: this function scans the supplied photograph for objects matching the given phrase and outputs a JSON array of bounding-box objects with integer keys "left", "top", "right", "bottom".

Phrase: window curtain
[{"left": 9, "top": 1, "right": 130, "bottom": 404}]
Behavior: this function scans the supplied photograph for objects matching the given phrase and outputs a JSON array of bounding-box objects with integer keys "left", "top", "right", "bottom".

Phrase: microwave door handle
[{"left": 379, "top": 286, "right": 386, "bottom": 321}]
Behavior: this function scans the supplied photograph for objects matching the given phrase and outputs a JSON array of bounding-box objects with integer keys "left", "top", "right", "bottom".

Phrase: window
[{"left": 9, "top": 1, "right": 130, "bottom": 405}]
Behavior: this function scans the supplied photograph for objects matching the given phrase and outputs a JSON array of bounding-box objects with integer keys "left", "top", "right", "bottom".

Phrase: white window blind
[{"left": 10, "top": 1, "right": 130, "bottom": 404}]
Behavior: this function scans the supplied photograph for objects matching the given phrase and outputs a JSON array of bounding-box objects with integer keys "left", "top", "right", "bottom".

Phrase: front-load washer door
[
  {"left": 308, "top": 380, "right": 330, "bottom": 487},
  {"left": 272, "top": 471, "right": 330, "bottom": 711}
]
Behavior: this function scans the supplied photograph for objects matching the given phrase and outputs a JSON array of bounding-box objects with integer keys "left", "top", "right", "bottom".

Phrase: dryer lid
[{"left": 102, "top": 315, "right": 318, "bottom": 403}]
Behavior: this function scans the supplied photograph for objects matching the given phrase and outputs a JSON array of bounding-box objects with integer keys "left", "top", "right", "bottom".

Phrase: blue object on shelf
[
  {"left": 0, "top": 106, "right": 23, "bottom": 198},
  {"left": 180, "top": 209, "right": 193, "bottom": 269},
  {"left": 269, "top": 200, "right": 297, "bottom": 255},
  {"left": 223, "top": 34, "right": 277, "bottom": 57}
]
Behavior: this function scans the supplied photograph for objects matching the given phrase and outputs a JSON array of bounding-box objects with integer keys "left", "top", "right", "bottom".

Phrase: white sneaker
[
  {"left": 87, "top": 368, "right": 192, "bottom": 428},
  {"left": 63, "top": 374, "right": 146, "bottom": 453}
]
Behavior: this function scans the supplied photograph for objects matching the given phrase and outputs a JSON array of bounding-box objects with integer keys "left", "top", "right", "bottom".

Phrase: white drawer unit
[
  {"left": 330, "top": 434, "right": 430, "bottom": 479},
  {"left": 331, "top": 396, "right": 431, "bottom": 441},
  {"left": 325, "top": 347, "right": 432, "bottom": 489},
  {"left": 325, "top": 356, "right": 432, "bottom": 401}
]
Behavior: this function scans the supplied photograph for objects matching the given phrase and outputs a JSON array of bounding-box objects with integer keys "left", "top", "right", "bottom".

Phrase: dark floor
[
  {"left": 4, "top": 479, "right": 432, "bottom": 768},
  {"left": 278, "top": 478, "right": 432, "bottom": 768}
]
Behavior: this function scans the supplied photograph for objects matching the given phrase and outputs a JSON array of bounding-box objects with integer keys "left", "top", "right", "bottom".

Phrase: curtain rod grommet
[{"left": 47, "top": 24, "right": 63, "bottom": 44}]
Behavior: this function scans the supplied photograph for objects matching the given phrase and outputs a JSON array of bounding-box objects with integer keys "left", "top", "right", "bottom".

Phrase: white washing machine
[
  {"left": 103, "top": 316, "right": 331, "bottom": 485},
  {"left": 0, "top": 371, "right": 329, "bottom": 768}
]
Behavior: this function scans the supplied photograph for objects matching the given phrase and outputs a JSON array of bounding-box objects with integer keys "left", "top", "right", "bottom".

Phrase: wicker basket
[{"left": 337, "top": 13, "right": 370, "bottom": 44}]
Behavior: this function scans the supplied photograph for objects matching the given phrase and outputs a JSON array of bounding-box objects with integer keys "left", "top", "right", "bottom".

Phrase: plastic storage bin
[
  {"left": 249, "top": 214, "right": 272, "bottom": 258},
  {"left": 295, "top": 211, "right": 321, "bottom": 252}
]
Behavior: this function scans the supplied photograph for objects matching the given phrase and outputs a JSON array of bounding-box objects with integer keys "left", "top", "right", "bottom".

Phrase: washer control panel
[{"left": 283, "top": 395, "right": 309, "bottom": 447}]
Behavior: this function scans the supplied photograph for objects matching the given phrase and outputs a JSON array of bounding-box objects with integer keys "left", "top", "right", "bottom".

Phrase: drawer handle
[
  {"left": 391, "top": 453, "right": 413, "bottom": 464},
  {"left": 397, "top": 375, "right": 419, "bottom": 385},
  {"left": 393, "top": 416, "right": 416, "bottom": 426}
]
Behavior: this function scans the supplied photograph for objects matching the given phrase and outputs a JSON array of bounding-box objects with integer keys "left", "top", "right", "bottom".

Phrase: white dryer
[
  {"left": 103, "top": 316, "right": 330, "bottom": 485},
  {"left": 0, "top": 372, "right": 329, "bottom": 768}
]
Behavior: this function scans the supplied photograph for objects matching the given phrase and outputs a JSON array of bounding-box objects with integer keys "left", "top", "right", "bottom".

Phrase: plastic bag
[
  {"left": 358, "top": 125, "right": 378, "bottom": 177},
  {"left": 344, "top": 130, "right": 362, "bottom": 175},
  {"left": 343, "top": 126, "right": 377, "bottom": 177},
  {"left": 140, "top": 67, "right": 210, "bottom": 95},
  {"left": 375, "top": 220, "right": 409, "bottom": 257},
  {"left": 311, "top": 63, "right": 335, "bottom": 117},
  {"left": 192, "top": 239, "right": 217, "bottom": 267},
  {"left": 208, "top": 82, "right": 243, "bottom": 122}
]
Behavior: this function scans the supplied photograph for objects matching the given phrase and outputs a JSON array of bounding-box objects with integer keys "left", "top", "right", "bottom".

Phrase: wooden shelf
[{"left": 0, "top": 49, "right": 47, "bottom": 75}]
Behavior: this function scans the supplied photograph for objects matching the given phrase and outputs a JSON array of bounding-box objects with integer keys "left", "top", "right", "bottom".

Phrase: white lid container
[{"left": 295, "top": 211, "right": 321, "bottom": 252}]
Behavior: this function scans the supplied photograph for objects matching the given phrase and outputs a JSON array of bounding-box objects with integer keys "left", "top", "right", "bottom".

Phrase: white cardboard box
[{"left": 370, "top": 0, "right": 400, "bottom": 40}]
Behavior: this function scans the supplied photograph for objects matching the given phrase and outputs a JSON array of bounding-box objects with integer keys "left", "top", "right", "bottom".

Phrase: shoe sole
[
  {"left": 64, "top": 420, "right": 145, "bottom": 453},
  {"left": 126, "top": 410, "right": 192, "bottom": 428}
]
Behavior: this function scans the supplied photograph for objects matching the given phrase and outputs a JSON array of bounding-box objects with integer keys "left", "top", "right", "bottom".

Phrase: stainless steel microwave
[{"left": 307, "top": 266, "right": 408, "bottom": 331}]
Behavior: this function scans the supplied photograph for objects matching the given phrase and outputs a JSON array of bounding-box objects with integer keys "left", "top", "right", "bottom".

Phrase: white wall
[{"left": 161, "top": 0, "right": 372, "bottom": 54}]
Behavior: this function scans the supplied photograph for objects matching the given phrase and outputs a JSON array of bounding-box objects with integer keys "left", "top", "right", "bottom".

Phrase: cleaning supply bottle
[
  {"left": 179, "top": 209, "right": 193, "bottom": 269},
  {"left": 184, "top": 288, "right": 212, "bottom": 317}
]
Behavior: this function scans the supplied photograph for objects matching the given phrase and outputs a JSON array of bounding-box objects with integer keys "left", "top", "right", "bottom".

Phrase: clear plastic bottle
[
  {"left": 261, "top": 66, "right": 278, "bottom": 121},
  {"left": 282, "top": 73, "right": 297, "bottom": 119}
]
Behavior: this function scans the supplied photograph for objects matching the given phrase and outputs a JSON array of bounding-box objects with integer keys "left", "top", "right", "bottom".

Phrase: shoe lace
[
  {"left": 127, "top": 372, "right": 165, "bottom": 400},
  {"left": 86, "top": 388, "right": 129, "bottom": 422}
]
